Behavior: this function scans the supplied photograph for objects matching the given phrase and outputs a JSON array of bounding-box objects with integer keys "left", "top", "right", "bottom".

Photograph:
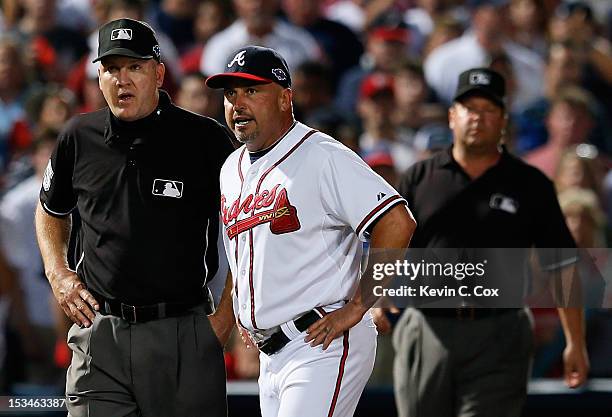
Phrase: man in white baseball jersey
[{"left": 206, "top": 45, "right": 416, "bottom": 417}]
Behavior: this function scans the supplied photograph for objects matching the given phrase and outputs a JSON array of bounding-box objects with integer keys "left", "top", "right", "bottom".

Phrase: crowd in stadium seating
[{"left": 0, "top": 0, "right": 611, "bottom": 395}]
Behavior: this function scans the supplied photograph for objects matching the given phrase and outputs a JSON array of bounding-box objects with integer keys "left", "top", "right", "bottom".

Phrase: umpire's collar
[
  {"left": 435, "top": 144, "right": 510, "bottom": 170},
  {"left": 104, "top": 89, "right": 172, "bottom": 147}
]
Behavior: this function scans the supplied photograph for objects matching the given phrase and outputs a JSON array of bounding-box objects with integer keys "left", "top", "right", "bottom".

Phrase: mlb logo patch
[
  {"left": 111, "top": 29, "right": 133, "bottom": 41},
  {"left": 469, "top": 72, "right": 490, "bottom": 85},
  {"left": 152, "top": 179, "right": 183, "bottom": 198},
  {"left": 489, "top": 193, "right": 518, "bottom": 214}
]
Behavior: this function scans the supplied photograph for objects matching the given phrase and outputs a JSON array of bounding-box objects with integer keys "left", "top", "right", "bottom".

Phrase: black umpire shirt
[
  {"left": 398, "top": 146, "right": 577, "bottom": 305},
  {"left": 40, "top": 91, "right": 234, "bottom": 305},
  {"left": 399, "top": 146, "right": 576, "bottom": 249}
]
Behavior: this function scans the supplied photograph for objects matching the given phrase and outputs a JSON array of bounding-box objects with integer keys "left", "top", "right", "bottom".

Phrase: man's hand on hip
[
  {"left": 49, "top": 268, "right": 99, "bottom": 327},
  {"left": 305, "top": 301, "right": 367, "bottom": 350}
]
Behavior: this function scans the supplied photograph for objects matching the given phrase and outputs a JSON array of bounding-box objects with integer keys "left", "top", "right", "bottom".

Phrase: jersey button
[
  {"left": 242, "top": 304, "right": 247, "bottom": 310},
  {"left": 241, "top": 235, "right": 246, "bottom": 242},
  {"left": 241, "top": 269, "right": 246, "bottom": 276}
]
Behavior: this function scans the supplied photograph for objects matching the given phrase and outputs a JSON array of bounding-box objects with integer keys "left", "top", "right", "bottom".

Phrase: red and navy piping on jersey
[
  {"left": 328, "top": 331, "right": 350, "bottom": 417},
  {"left": 356, "top": 195, "right": 405, "bottom": 236},
  {"left": 229, "top": 127, "right": 317, "bottom": 331}
]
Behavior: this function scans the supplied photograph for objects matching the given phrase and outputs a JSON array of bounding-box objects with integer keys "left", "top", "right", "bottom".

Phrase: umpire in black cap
[
  {"left": 36, "top": 18, "right": 235, "bottom": 417},
  {"left": 376, "top": 67, "right": 589, "bottom": 417}
]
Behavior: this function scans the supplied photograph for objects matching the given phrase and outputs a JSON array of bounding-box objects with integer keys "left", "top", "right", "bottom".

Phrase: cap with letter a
[
  {"left": 205, "top": 45, "right": 292, "bottom": 89},
  {"left": 93, "top": 18, "right": 161, "bottom": 63}
]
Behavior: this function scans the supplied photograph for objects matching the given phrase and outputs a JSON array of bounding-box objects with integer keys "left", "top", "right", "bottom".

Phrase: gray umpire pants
[
  {"left": 393, "top": 308, "right": 534, "bottom": 417},
  {"left": 65, "top": 304, "right": 226, "bottom": 417}
]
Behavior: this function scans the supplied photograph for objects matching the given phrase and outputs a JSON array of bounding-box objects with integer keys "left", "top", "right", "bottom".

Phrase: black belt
[
  {"left": 257, "top": 310, "right": 322, "bottom": 355},
  {"left": 420, "top": 308, "right": 520, "bottom": 320},
  {"left": 90, "top": 289, "right": 213, "bottom": 324}
]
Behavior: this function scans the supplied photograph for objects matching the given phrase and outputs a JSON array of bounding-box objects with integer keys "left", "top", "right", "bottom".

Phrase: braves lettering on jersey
[{"left": 220, "top": 122, "right": 407, "bottom": 332}]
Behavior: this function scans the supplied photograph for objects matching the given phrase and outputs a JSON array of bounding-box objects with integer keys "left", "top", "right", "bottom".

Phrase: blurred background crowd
[{"left": 0, "top": 0, "right": 611, "bottom": 399}]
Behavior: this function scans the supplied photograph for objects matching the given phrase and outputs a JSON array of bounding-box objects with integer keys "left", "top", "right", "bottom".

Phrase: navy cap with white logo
[
  {"left": 93, "top": 18, "right": 161, "bottom": 63},
  {"left": 453, "top": 68, "right": 506, "bottom": 108},
  {"left": 205, "top": 46, "right": 291, "bottom": 89}
]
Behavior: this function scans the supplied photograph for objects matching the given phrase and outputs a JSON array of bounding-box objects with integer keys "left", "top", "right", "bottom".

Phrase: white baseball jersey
[{"left": 220, "top": 122, "right": 407, "bottom": 332}]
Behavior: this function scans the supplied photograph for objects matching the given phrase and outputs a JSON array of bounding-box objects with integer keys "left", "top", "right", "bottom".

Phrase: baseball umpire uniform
[
  {"left": 36, "top": 19, "right": 234, "bottom": 417},
  {"left": 391, "top": 68, "right": 588, "bottom": 417},
  {"left": 207, "top": 46, "right": 415, "bottom": 417}
]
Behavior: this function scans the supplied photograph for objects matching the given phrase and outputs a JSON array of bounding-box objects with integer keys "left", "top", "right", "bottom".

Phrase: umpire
[
  {"left": 375, "top": 68, "right": 589, "bottom": 417},
  {"left": 35, "top": 19, "right": 234, "bottom": 417}
]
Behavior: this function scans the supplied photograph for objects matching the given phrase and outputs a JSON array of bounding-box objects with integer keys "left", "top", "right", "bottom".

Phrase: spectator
[
  {"left": 363, "top": 149, "right": 398, "bottom": 187},
  {"left": 193, "top": 0, "right": 234, "bottom": 45},
  {"left": 0, "top": 37, "right": 31, "bottom": 176},
  {"left": 392, "top": 59, "right": 446, "bottom": 134},
  {"left": 357, "top": 72, "right": 416, "bottom": 173},
  {"left": 336, "top": 13, "right": 411, "bottom": 115},
  {"left": 525, "top": 87, "right": 597, "bottom": 178},
  {"left": 282, "top": 0, "right": 364, "bottom": 90},
  {"left": 325, "top": 0, "right": 413, "bottom": 33},
  {"left": 412, "top": 122, "right": 453, "bottom": 161},
  {"left": 555, "top": 144, "right": 605, "bottom": 203},
  {"left": 79, "top": 71, "right": 106, "bottom": 114},
  {"left": 12, "top": 0, "right": 89, "bottom": 83},
  {"left": 515, "top": 41, "right": 582, "bottom": 154},
  {"left": 175, "top": 72, "right": 223, "bottom": 121},
  {"left": 506, "top": 0, "right": 549, "bottom": 57},
  {"left": 424, "top": 2, "right": 544, "bottom": 112},
  {"left": 3, "top": 86, "right": 75, "bottom": 190},
  {"left": 27, "top": 86, "right": 77, "bottom": 135},
  {"left": 0, "top": 249, "right": 17, "bottom": 392},
  {"left": 55, "top": 0, "right": 96, "bottom": 33},
  {"left": 324, "top": 0, "right": 367, "bottom": 33},
  {"left": 180, "top": 0, "right": 233, "bottom": 73},
  {"left": 304, "top": 110, "right": 359, "bottom": 152},
  {"left": 403, "top": 0, "right": 470, "bottom": 54},
  {"left": 558, "top": 187, "right": 606, "bottom": 248},
  {"left": 421, "top": 16, "right": 464, "bottom": 59},
  {"left": 0, "top": 129, "right": 60, "bottom": 386},
  {"left": 487, "top": 50, "right": 518, "bottom": 104},
  {"left": 403, "top": 0, "right": 450, "bottom": 42},
  {"left": 548, "top": 1, "right": 612, "bottom": 148},
  {"left": 150, "top": 0, "right": 199, "bottom": 53},
  {"left": 201, "top": 0, "right": 320, "bottom": 76},
  {"left": 291, "top": 61, "right": 345, "bottom": 125}
]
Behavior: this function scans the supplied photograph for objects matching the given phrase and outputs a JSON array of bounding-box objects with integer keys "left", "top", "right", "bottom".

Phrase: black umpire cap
[
  {"left": 453, "top": 68, "right": 506, "bottom": 108},
  {"left": 93, "top": 18, "right": 161, "bottom": 63},
  {"left": 206, "top": 46, "right": 291, "bottom": 89}
]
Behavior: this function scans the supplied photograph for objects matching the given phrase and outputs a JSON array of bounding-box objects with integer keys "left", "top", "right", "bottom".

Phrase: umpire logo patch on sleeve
[
  {"left": 43, "top": 160, "right": 53, "bottom": 192},
  {"left": 152, "top": 179, "right": 183, "bottom": 198}
]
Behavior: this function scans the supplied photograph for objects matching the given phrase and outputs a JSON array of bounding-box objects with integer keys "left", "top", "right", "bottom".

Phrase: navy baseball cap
[
  {"left": 368, "top": 13, "right": 410, "bottom": 44},
  {"left": 453, "top": 68, "right": 506, "bottom": 108},
  {"left": 206, "top": 46, "right": 291, "bottom": 89},
  {"left": 93, "top": 18, "right": 161, "bottom": 63}
]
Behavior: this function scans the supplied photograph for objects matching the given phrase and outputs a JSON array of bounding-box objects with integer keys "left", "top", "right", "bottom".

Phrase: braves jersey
[{"left": 220, "top": 122, "right": 407, "bottom": 331}]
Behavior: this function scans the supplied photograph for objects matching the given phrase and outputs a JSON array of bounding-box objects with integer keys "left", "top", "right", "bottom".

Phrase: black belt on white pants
[{"left": 257, "top": 310, "right": 323, "bottom": 355}]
